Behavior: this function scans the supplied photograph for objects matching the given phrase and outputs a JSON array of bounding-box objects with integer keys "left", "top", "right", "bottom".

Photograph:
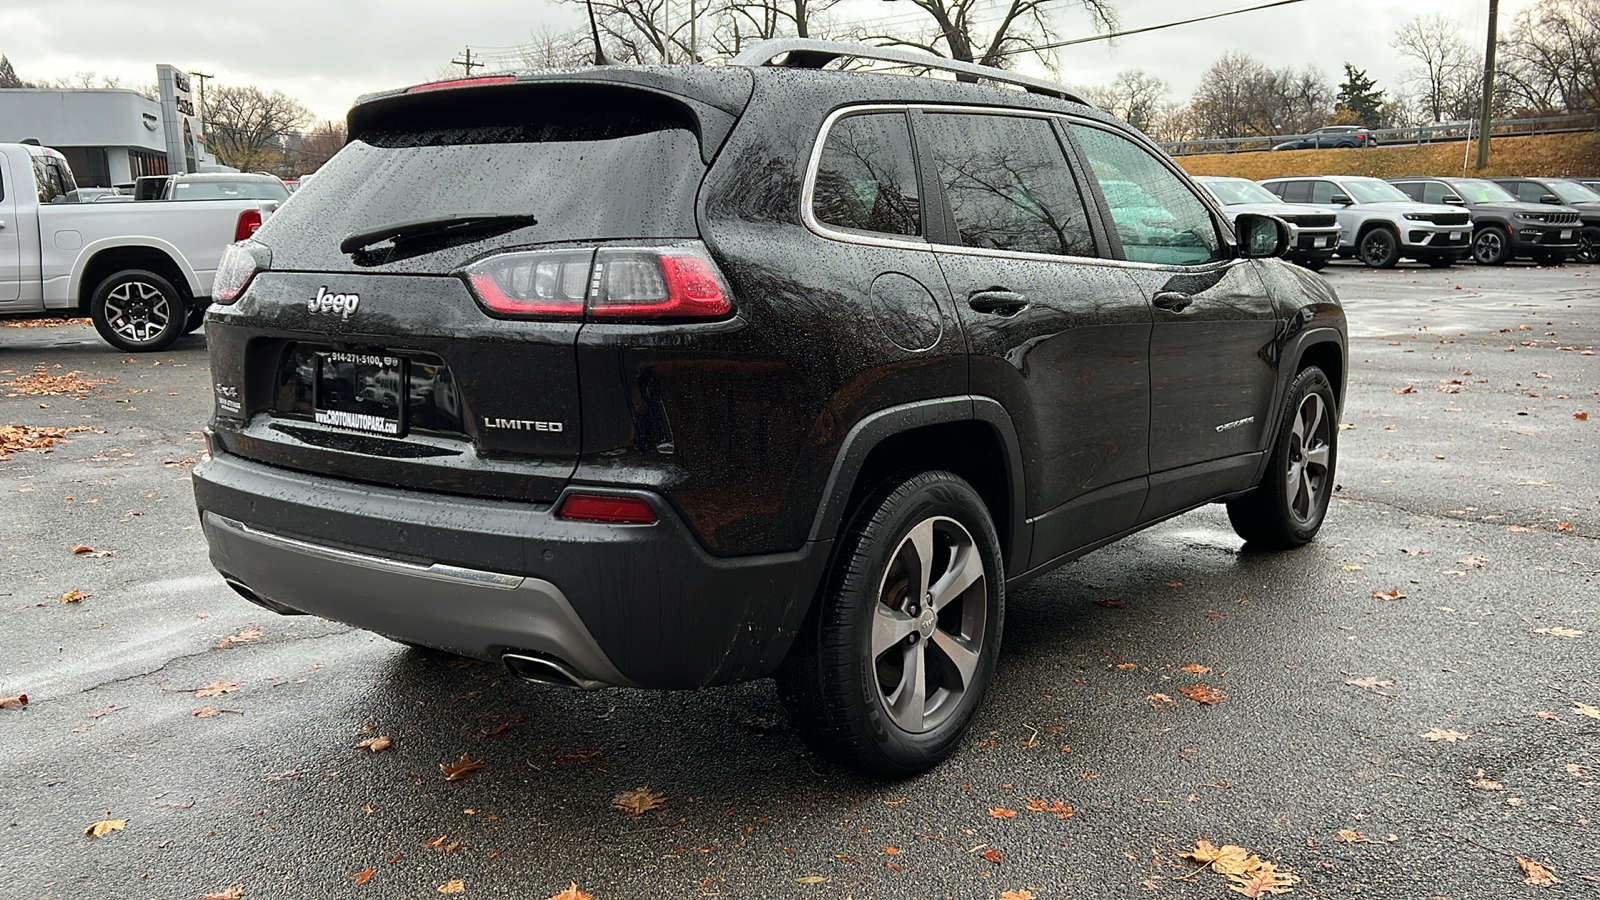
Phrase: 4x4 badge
[{"left": 309, "top": 286, "right": 360, "bottom": 319}]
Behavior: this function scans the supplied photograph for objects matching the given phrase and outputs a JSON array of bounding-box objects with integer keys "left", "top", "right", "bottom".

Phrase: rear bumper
[{"left": 192, "top": 449, "right": 830, "bottom": 689}]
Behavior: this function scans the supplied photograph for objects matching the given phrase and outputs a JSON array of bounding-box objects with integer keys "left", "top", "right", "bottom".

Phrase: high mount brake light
[
  {"left": 212, "top": 241, "right": 270, "bottom": 305},
  {"left": 461, "top": 243, "right": 733, "bottom": 321},
  {"left": 407, "top": 76, "right": 517, "bottom": 93},
  {"left": 558, "top": 494, "right": 658, "bottom": 525}
]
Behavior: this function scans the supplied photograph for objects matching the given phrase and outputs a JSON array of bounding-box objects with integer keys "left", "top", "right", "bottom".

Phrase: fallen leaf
[
  {"left": 71, "top": 545, "right": 94, "bottom": 554},
  {"left": 1000, "top": 891, "right": 1035, "bottom": 900},
  {"left": 1023, "top": 798, "right": 1074, "bottom": 819},
  {"left": 1336, "top": 829, "right": 1375, "bottom": 843},
  {"left": 1421, "top": 728, "right": 1469, "bottom": 743},
  {"left": 795, "top": 875, "right": 828, "bottom": 884},
  {"left": 1227, "top": 862, "right": 1296, "bottom": 897},
  {"left": 441, "top": 753, "right": 486, "bottom": 783},
  {"left": 1, "top": 694, "right": 31, "bottom": 709},
  {"left": 1576, "top": 412, "right": 1589, "bottom": 421},
  {"left": 1573, "top": 703, "right": 1600, "bottom": 720},
  {"left": 349, "top": 868, "right": 376, "bottom": 886},
  {"left": 194, "top": 681, "right": 238, "bottom": 698},
  {"left": 84, "top": 818, "right": 127, "bottom": 837},
  {"left": 1557, "top": 522, "right": 1572, "bottom": 531},
  {"left": 1115, "top": 662, "right": 1138, "bottom": 670},
  {"left": 1180, "top": 663, "right": 1212, "bottom": 674},
  {"left": 1534, "top": 627, "right": 1583, "bottom": 638},
  {"left": 1457, "top": 555, "right": 1488, "bottom": 568},
  {"left": 438, "top": 880, "right": 466, "bottom": 894},
  {"left": 1565, "top": 763, "right": 1590, "bottom": 777},
  {"left": 1147, "top": 693, "right": 1176, "bottom": 708},
  {"left": 1344, "top": 676, "right": 1395, "bottom": 695},
  {"left": 192, "top": 707, "right": 222, "bottom": 718},
  {"left": 546, "top": 884, "right": 594, "bottom": 900},
  {"left": 1178, "top": 684, "right": 1227, "bottom": 705},
  {"left": 356, "top": 736, "right": 393, "bottom": 752},
  {"left": 1468, "top": 769, "right": 1505, "bottom": 791},
  {"left": 1370, "top": 588, "right": 1407, "bottom": 600},
  {"left": 1517, "top": 857, "right": 1560, "bottom": 886},
  {"left": 203, "top": 888, "right": 244, "bottom": 900},
  {"left": 59, "top": 589, "right": 88, "bottom": 604},
  {"left": 989, "top": 807, "right": 1018, "bottom": 819},
  {"left": 612, "top": 786, "right": 665, "bottom": 817},
  {"left": 1094, "top": 598, "right": 1125, "bottom": 608},
  {"left": 884, "top": 846, "right": 901, "bottom": 855},
  {"left": 214, "top": 627, "right": 264, "bottom": 649},
  {"left": 1392, "top": 385, "right": 1415, "bottom": 394},
  {"left": 1535, "top": 711, "right": 1561, "bottom": 722},
  {"left": 981, "top": 848, "right": 1004, "bottom": 864}
]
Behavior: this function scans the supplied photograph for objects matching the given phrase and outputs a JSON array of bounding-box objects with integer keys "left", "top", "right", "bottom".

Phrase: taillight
[
  {"left": 557, "top": 493, "right": 658, "bottom": 525},
  {"left": 460, "top": 242, "right": 733, "bottom": 321},
  {"left": 212, "top": 241, "right": 270, "bottom": 305},
  {"left": 234, "top": 208, "right": 263, "bottom": 242}
]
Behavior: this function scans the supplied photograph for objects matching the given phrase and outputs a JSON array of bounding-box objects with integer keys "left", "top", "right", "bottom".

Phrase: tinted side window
[
  {"left": 1276, "top": 181, "right": 1311, "bottom": 203},
  {"left": 812, "top": 112, "right": 921, "bottom": 237},
  {"left": 1392, "top": 182, "right": 1422, "bottom": 201},
  {"left": 1422, "top": 182, "right": 1454, "bottom": 205},
  {"left": 1072, "top": 125, "right": 1222, "bottom": 266},
  {"left": 1310, "top": 181, "right": 1340, "bottom": 204},
  {"left": 922, "top": 113, "right": 1093, "bottom": 257},
  {"left": 1513, "top": 182, "right": 1542, "bottom": 203}
]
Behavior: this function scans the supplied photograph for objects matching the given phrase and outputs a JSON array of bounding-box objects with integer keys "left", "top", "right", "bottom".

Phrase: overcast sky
[{"left": 1, "top": 0, "right": 1536, "bottom": 125}]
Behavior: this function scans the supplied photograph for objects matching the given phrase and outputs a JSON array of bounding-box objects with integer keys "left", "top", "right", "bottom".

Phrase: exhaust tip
[
  {"left": 502, "top": 652, "right": 606, "bottom": 690},
  {"left": 224, "top": 577, "right": 306, "bottom": 616}
]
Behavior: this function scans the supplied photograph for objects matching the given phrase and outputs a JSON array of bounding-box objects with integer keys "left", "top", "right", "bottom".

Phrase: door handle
[
  {"left": 968, "top": 289, "right": 1028, "bottom": 316},
  {"left": 1152, "top": 290, "right": 1194, "bottom": 313}
]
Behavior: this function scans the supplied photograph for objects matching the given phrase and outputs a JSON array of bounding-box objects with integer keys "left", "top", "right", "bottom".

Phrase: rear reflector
[
  {"left": 558, "top": 494, "right": 659, "bottom": 525},
  {"left": 234, "top": 209, "right": 263, "bottom": 242},
  {"left": 407, "top": 75, "right": 517, "bottom": 93}
]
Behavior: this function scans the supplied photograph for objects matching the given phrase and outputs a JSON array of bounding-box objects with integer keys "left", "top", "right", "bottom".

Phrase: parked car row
[{"left": 1194, "top": 172, "right": 1598, "bottom": 269}]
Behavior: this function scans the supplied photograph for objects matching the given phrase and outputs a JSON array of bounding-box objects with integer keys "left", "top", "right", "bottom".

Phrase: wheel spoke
[
  {"left": 931, "top": 629, "right": 981, "bottom": 689},
  {"left": 1303, "top": 443, "right": 1331, "bottom": 473},
  {"left": 884, "top": 642, "right": 927, "bottom": 732},
  {"left": 872, "top": 604, "right": 918, "bottom": 656},
  {"left": 929, "top": 543, "right": 982, "bottom": 611},
  {"left": 1300, "top": 395, "right": 1324, "bottom": 443},
  {"left": 904, "top": 518, "right": 935, "bottom": 600},
  {"left": 1285, "top": 459, "right": 1303, "bottom": 499}
]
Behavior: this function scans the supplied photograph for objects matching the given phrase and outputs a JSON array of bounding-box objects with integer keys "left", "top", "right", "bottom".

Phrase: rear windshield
[{"left": 256, "top": 85, "right": 707, "bottom": 273}]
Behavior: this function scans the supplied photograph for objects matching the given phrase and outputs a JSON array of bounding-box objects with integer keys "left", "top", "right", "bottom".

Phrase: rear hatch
[{"left": 212, "top": 72, "right": 751, "bottom": 503}]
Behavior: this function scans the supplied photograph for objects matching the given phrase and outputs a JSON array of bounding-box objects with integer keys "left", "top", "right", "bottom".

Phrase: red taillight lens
[
  {"left": 557, "top": 494, "right": 658, "bottom": 525},
  {"left": 212, "top": 241, "right": 268, "bottom": 305},
  {"left": 234, "top": 208, "right": 263, "bottom": 242},
  {"left": 460, "top": 243, "right": 733, "bottom": 321},
  {"left": 407, "top": 75, "right": 517, "bottom": 93},
  {"left": 463, "top": 249, "right": 593, "bottom": 318}
]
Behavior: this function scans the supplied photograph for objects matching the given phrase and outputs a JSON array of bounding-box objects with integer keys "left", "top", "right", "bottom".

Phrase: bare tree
[
  {"left": 516, "top": 23, "right": 591, "bottom": 67},
  {"left": 1497, "top": 0, "right": 1600, "bottom": 114},
  {"left": 852, "top": 0, "right": 1117, "bottom": 72},
  {"left": 562, "top": 0, "right": 704, "bottom": 63},
  {"left": 287, "top": 121, "right": 347, "bottom": 176},
  {"left": 1393, "top": 14, "right": 1478, "bottom": 123},
  {"left": 1080, "top": 69, "right": 1169, "bottom": 134},
  {"left": 206, "top": 84, "right": 311, "bottom": 172},
  {"left": 0, "top": 55, "right": 22, "bottom": 88},
  {"left": 711, "top": 0, "right": 846, "bottom": 56},
  {"left": 1187, "top": 52, "right": 1332, "bottom": 138}
]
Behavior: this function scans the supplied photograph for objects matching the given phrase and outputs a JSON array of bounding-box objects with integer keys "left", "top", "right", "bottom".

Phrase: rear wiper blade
[{"left": 339, "top": 213, "right": 538, "bottom": 255}]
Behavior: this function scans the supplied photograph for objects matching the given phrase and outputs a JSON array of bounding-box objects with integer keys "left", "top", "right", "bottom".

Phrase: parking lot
[{"left": 1, "top": 259, "right": 1596, "bottom": 898}]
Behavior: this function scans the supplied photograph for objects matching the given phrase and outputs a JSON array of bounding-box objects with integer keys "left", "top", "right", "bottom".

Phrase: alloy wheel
[
  {"left": 102, "top": 281, "right": 173, "bottom": 345},
  {"left": 1284, "top": 392, "right": 1333, "bottom": 523},
  {"left": 1473, "top": 230, "right": 1505, "bottom": 264},
  {"left": 869, "top": 516, "right": 988, "bottom": 734}
]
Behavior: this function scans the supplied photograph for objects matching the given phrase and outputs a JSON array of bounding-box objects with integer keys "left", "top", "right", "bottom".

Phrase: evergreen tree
[
  {"left": 0, "top": 55, "right": 24, "bottom": 89},
  {"left": 1336, "top": 63, "right": 1386, "bottom": 126}
]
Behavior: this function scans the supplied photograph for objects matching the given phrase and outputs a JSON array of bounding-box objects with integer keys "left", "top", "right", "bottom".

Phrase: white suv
[{"left": 1259, "top": 175, "right": 1471, "bottom": 268}]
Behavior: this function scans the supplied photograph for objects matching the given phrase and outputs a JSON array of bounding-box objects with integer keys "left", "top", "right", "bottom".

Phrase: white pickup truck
[{"left": 0, "top": 142, "right": 279, "bottom": 351}]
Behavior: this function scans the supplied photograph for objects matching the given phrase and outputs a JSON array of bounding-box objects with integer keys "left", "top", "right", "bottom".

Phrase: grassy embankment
[{"left": 1175, "top": 132, "right": 1600, "bottom": 180}]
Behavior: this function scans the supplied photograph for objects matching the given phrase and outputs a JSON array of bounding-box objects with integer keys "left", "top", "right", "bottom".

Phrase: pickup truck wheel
[
  {"left": 89, "top": 270, "right": 188, "bottom": 352},
  {"left": 776, "top": 470, "right": 1003, "bottom": 776},
  {"left": 1358, "top": 228, "right": 1400, "bottom": 268},
  {"left": 1471, "top": 226, "right": 1511, "bottom": 265},
  {"left": 1227, "top": 366, "right": 1338, "bottom": 550}
]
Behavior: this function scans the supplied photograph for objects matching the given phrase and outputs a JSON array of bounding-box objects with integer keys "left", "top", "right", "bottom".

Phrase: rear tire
[
  {"left": 777, "top": 470, "right": 1003, "bottom": 777},
  {"left": 1358, "top": 228, "right": 1400, "bottom": 268},
  {"left": 89, "top": 269, "right": 188, "bottom": 353},
  {"left": 1471, "top": 226, "right": 1512, "bottom": 265},
  {"left": 1227, "top": 367, "right": 1338, "bottom": 550},
  {"left": 1577, "top": 227, "right": 1600, "bottom": 265}
]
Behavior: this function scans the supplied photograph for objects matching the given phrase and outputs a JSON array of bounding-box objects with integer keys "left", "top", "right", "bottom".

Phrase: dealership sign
[{"left": 156, "top": 64, "right": 205, "bottom": 174}]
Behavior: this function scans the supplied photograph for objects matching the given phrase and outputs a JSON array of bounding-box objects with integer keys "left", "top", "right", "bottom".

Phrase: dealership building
[{"left": 0, "top": 65, "right": 223, "bottom": 186}]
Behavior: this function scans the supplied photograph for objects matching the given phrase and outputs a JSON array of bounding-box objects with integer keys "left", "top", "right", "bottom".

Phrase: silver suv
[
  {"left": 1259, "top": 175, "right": 1471, "bottom": 268},
  {"left": 1194, "top": 176, "right": 1342, "bottom": 270}
]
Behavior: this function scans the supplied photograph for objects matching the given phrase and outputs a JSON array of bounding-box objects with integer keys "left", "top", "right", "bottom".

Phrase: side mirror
[
  {"left": 1330, "top": 194, "right": 1354, "bottom": 206},
  {"left": 1236, "top": 213, "right": 1290, "bottom": 259},
  {"left": 1540, "top": 194, "right": 1561, "bottom": 205},
  {"left": 1443, "top": 195, "right": 1466, "bottom": 205}
]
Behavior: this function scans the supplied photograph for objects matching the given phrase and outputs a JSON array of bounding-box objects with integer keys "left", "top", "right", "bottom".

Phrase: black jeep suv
[
  {"left": 193, "top": 40, "right": 1347, "bottom": 775},
  {"left": 1388, "top": 176, "right": 1581, "bottom": 266}
]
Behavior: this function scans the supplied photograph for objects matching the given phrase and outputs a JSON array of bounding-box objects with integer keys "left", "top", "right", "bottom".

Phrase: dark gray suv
[{"left": 193, "top": 40, "right": 1347, "bottom": 775}]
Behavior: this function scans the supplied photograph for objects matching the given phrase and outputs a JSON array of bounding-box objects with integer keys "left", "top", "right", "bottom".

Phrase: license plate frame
[{"left": 313, "top": 351, "right": 408, "bottom": 436}]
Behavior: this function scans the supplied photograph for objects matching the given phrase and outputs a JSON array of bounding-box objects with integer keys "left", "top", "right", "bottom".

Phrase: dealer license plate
[
  {"left": 1561, "top": 229, "right": 1574, "bottom": 240},
  {"left": 314, "top": 351, "right": 407, "bottom": 436},
  {"left": 1450, "top": 232, "right": 1464, "bottom": 240}
]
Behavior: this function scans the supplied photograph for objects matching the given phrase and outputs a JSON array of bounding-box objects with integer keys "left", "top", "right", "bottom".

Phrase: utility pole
[
  {"left": 1475, "top": 0, "right": 1499, "bottom": 171},
  {"left": 452, "top": 47, "right": 484, "bottom": 76},
  {"left": 187, "top": 70, "right": 213, "bottom": 130}
]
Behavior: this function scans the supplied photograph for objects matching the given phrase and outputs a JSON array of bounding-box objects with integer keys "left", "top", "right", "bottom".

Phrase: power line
[{"left": 1032, "top": 0, "right": 1314, "bottom": 51}]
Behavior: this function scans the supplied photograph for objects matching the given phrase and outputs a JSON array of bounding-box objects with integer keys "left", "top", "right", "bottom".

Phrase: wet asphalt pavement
[{"left": 1, "top": 260, "right": 1596, "bottom": 900}]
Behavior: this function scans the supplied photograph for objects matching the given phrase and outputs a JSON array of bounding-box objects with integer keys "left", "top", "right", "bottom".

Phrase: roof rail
[{"left": 728, "top": 38, "right": 1088, "bottom": 106}]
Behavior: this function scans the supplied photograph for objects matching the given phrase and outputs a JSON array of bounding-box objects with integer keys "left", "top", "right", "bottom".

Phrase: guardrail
[{"left": 1161, "top": 113, "right": 1600, "bottom": 156}]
